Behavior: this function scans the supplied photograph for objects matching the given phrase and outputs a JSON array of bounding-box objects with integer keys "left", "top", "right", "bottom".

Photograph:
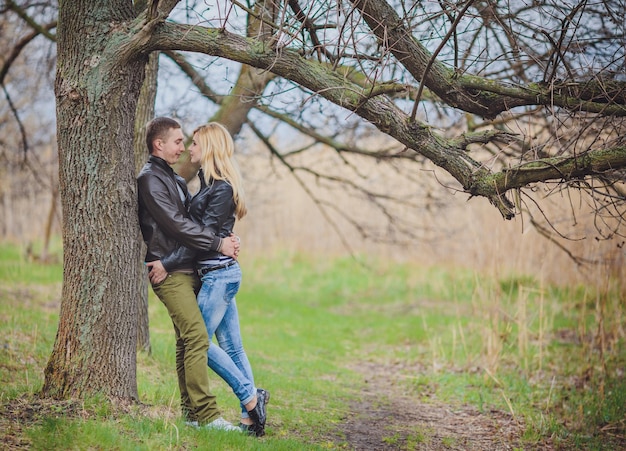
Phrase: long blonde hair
[{"left": 193, "top": 122, "right": 247, "bottom": 219}]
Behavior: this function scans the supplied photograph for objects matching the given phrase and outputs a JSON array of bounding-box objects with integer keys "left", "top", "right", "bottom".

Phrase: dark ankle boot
[
  {"left": 247, "top": 404, "right": 265, "bottom": 437},
  {"left": 247, "top": 388, "right": 270, "bottom": 437}
]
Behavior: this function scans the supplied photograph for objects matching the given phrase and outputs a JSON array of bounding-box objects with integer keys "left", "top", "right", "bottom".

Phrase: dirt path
[{"left": 332, "top": 361, "right": 553, "bottom": 451}]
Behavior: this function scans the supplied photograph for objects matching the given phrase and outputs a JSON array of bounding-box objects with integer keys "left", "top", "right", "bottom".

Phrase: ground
[
  {"left": 0, "top": 361, "right": 556, "bottom": 450},
  {"left": 328, "top": 361, "right": 553, "bottom": 451}
]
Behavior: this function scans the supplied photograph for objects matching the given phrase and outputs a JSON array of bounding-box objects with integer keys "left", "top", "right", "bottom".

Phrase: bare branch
[
  {"left": 1, "top": 84, "right": 29, "bottom": 159},
  {"left": 411, "top": 0, "right": 475, "bottom": 120},
  {"left": 350, "top": 0, "right": 626, "bottom": 118},
  {"left": 147, "top": 0, "right": 181, "bottom": 21},
  {"left": 497, "top": 146, "right": 626, "bottom": 191},
  {"left": 0, "top": 21, "right": 56, "bottom": 85},
  {"left": 247, "top": 120, "right": 359, "bottom": 256},
  {"left": 6, "top": 0, "right": 57, "bottom": 41},
  {"left": 163, "top": 50, "right": 223, "bottom": 103}
]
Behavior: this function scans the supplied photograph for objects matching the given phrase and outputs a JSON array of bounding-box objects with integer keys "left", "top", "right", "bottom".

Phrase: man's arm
[
  {"left": 147, "top": 235, "right": 239, "bottom": 284},
  {"left": 137, "top": 173, "right": 222, "bottom": 251}
]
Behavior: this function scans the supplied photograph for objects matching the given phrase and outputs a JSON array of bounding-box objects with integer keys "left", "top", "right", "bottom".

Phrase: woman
[{"left": 158, "top": 122, "right": 269, "bottom": 437}]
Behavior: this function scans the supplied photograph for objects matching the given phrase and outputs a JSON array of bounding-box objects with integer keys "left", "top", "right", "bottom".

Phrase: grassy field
[{"left": 0, "top": 241, "right": 624, "bottom": 450}]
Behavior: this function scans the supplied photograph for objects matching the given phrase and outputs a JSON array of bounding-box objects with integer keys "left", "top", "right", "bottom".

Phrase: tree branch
[
  {"left": 147, "top": 0, "right": 181, "bottom": 21},
  {"left": 163, "top": 50, "right": 223, "bottom": 103},
  {"left": 0, "top": 21, "right": 56, "bottom": 85},
  {"left": 490, "top": 146, "right": 626, "bottom": 192},
  {"left": 459, "top": 76, "right": 626, "bottom": 116},
  {"left": 6, "top": 0, "right": 57, "bottom": 41},
  {"left": 350, "top": 0, "right": 626, "bottom": 118},
  {"left": 144, "top": 23, "right": 626, "bottom": 219}
]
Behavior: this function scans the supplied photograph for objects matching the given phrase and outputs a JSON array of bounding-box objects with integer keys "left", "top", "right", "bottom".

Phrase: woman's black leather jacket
[
  {"left": 137, "top": 156, "right": 221, "bottom": 271},
  {"left": 190, "top": 172, "right": 236, "bottom": 263},
  {"left": 163, "top": 170, "right": 236, "bottom": 268}
]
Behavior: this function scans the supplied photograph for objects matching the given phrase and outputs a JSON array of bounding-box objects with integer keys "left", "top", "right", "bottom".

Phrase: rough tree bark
[
  {"left": 133, "top": 51, "right": 159, "bottom": 355},
  {"left": 41, "top": 1, "right": 146, "bottom": 399}
]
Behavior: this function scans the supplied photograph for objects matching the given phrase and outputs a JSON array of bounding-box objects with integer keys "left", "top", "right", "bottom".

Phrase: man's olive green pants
[{"left": 152, "top": 272, "right": 220, "bottom": 424}]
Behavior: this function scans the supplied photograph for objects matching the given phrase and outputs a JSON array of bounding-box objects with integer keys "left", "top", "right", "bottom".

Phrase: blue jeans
[{"left": 197, "top": 262, "right": 256, "bottom": 417}]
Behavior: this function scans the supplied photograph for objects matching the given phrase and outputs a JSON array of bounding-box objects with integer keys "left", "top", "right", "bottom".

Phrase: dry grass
[
  {"left": 233, "top": 147, "right": 625, "bottom": 290},
  {"left": 3, "top": 136, "right": 623, "bottom": 291}
]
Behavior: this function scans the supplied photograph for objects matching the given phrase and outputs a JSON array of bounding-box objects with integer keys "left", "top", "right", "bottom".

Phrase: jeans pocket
[
  {"left": 223, "top": 280, "right": 240, "bottom": 301},
  {"left": 151, "top": 278, "right": 165, "bottom": 288}
]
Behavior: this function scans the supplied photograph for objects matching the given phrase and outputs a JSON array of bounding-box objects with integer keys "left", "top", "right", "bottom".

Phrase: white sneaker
[{"left": 203, "top": 417, "right": 241, "bottom": 432}]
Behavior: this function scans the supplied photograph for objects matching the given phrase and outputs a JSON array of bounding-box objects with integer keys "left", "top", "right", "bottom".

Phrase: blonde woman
[{"left": 187, "top": 122, "right": 268, "bottom": 436}]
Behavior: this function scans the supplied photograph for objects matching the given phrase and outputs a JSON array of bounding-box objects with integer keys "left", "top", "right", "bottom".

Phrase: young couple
[{"left": 137, "top": 117, "right": 268, "bottom": 436}]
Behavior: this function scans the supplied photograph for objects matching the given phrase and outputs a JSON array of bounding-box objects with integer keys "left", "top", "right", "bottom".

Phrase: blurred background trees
[{"left": 2, "top": 0, "right": 624, "bottom": 285}]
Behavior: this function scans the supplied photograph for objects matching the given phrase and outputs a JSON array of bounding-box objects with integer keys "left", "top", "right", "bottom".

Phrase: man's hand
[
  {"left": 146, "top": 260, "right": 168, "bottom": 284},
  {"left": 220, "top": 234, "right": 241, "bottom": 259}
]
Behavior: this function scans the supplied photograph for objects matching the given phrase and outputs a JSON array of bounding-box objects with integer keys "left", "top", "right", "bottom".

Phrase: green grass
[{"left": 1, "top": 243, "right": 625, "bottom": 450}]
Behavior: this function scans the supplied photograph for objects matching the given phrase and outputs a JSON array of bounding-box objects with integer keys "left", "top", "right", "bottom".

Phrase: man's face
[{"left": 153, "top": 127, "right": 185, "bottom": 165}]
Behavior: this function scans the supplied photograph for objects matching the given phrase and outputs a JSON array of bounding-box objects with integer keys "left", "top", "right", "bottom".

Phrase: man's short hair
[{"left": 146, "top": 117, "right": 181, "bottom": 154}]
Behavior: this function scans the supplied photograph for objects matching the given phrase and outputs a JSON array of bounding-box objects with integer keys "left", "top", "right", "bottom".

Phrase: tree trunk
[
  {"left": 41, "top": 181, "right": 58, "bottom": 263},
  {"left": 41, "top": 1, "right": 146, "bottom": 400},
  {"left": 0, "top": 170, "right": 11, "bottom": 238},
  {"left": 133, "top": 52, "right": 159, "bottom": 355}
]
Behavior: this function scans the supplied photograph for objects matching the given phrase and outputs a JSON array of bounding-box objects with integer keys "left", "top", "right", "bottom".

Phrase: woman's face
[{"left": 188, "top": 133, "right": 201, "bottom": 164}]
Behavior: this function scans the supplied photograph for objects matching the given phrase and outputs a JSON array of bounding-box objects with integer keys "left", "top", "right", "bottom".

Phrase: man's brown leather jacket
[{"left": 137, "top": 156, "right": 220, "bottom": 272}]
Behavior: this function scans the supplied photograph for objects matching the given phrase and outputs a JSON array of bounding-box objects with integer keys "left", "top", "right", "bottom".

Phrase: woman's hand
[{"left": 220, "top": 234, "right": 241, "bottom": 259}]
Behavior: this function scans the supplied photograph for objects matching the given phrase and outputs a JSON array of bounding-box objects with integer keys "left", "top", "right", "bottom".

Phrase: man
[{"left": 137, "top": 117, "right": 239, "bottom": 431}]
